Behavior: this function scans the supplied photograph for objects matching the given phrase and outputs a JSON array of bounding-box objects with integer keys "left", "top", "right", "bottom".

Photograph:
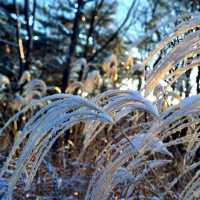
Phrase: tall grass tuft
[
  {"left": 0, "top": 13, "right": 200, "bottom": 200},
  {"left": 0, "top": 94, "right": 112, "bottom": 200}
]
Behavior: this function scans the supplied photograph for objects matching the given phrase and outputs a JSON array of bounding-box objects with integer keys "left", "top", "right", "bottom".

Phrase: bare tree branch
[
  {"left": 84, "top": 0, "right": 104, "bottom": 57},
  {"left": 0, "top": 38, "right": 18, "bottom": 47},
  {"left": 13, "top": 0, "right": 25, "bottom": 79},
  {"left": 77, "top": 0, "right": 104, "bottom": 81}
]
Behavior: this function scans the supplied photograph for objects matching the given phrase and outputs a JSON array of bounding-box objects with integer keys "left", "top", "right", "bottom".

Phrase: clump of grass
[
  {"left": 0, "top": 13, "right": 200, "bottom": 200},
  {"left": 0, "top": 94, "right": 112, "bottom": 200}
]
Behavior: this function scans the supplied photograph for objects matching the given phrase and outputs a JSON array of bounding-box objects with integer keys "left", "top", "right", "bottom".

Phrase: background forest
[{"left": 1, "top": 0, "right": 200, "bottom": 200}]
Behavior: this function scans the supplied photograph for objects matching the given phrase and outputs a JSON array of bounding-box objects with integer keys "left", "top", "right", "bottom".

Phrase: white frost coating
[
  {"left": 0, "top": 93, "right": 71, "bottom": 137},
  {"left": 131, "top": 133, "right": 173, "bottom": 157},
  {"left": 85, "top": 133, "right": 172, "bottom": 200},
  {"left": 147, "top": 197, "right": 161, "bottom": 200},
  {"left": 179, "top": 95, "right": 200, "bottom": 108},
  {"left": 112, "top": 167, "right": 135, "bottom": 186},
  {"left": 23, "top": 79, "right": 47, "bottom": 97},
  {"left": 0, "top": 94, "right": 113, "bottom": 200},
  {"left": 144, "top": 14, "right": 200, "bottom": 96},
  {"left": 0, "top": 74, "right": 10, "bottom": 89},
  {"left": 82, "top": 89, "right": 159, "bottom": 157},
  {"left": 0, "top": 177, "right": 8, "bottom": 200}
]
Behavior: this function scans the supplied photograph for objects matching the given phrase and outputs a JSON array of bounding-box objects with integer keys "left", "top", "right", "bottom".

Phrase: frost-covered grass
[{"left": 1, "top": 14, "right": 200, "bottom": 200}]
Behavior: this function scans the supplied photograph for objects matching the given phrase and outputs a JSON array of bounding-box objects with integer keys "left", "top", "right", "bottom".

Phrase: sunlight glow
[
  {"left": 120, "top": 78, "right": 138, "bottom": 90},
  {"left": 146, "top": 93, "right": 157, "bottom": 102}
]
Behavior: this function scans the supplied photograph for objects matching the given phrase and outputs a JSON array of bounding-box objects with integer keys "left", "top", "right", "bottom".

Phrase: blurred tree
[
  {"left": 22, "top": 0, "right": 130, "bottom": 89},
  {"left": 0, "top": 0, "right": 200, "bottom": 95}
]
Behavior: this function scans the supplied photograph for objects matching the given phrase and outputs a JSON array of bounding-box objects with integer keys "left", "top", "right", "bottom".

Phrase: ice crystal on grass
[
  {"left": 0, "top": 177, "right": 8, "bottom": 200},
  {"left": 144, "top": 14, "right": 200, "bottom": 96},
  {"left": 81, "top": 89, "right": 159, "bottom": 157},
  {"left": 0, "top": 94, "right": 112, "bottom": 200}
]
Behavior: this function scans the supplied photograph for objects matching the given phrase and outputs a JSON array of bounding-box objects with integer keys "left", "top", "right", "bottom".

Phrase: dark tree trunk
[
  {"left": 61, "top": 0, "right": 85, "bottom": 92},
  {"left": 24, "top": 0, "right": 31, "bottom": 71},
  {"left": 24, "top": 0, "right": 36, "bottom": 72}
]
